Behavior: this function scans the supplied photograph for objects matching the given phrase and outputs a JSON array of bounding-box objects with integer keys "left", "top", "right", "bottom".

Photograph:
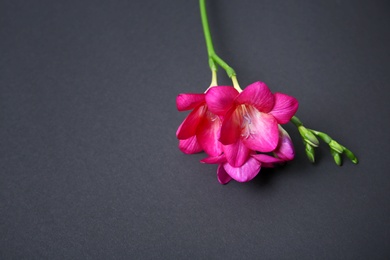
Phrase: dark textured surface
[{"left": 1, "top": 0, "right": 389, "bottom": 258}]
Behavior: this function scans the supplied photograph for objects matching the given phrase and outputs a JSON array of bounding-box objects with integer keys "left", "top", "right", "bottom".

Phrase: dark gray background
[{"left": 1, "top": 0, "right": 389, "bottom": 259}]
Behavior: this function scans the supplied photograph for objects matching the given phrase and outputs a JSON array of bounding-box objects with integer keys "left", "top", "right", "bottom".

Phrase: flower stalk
[
  {"left": 200, "top": 0, "right": 237, "bottom": 81},
  {"left": 291, "top": 116, "right": 358, "bottom": 165}
]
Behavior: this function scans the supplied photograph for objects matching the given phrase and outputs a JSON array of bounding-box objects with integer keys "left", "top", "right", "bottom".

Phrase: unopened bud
[
  {"left": 344, "top": 148, "right": 358, "bottom": 164},
  {"left": 305, "top": 143, "right": 315, "bottom": 163},
  {"left": 299, "top": 126, "right": 319, "bottom": 147},
  {"left": 329, "top": 140, "right": 344, "bottom": 153},
  {"left": 330, "top": 149, "right": 342, "bottom": 166}
]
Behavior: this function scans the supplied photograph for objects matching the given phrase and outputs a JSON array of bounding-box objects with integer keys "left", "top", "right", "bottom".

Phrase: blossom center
[
  {"left": 240, "top": 105, "right": 255, "bottom": 139},
  {"left": 206, "top": 110, "right": 218, "bottom": 122}
]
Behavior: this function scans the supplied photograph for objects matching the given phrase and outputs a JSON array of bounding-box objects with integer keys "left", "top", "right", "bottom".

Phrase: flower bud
[
  {"left": 329, "top": 140, "right": 344, "bottom": 153},
  {"left": 298, "top": 126, "right": 319, "bottom": 147},
  {"left": 305, "top": 143, "right": 315, "bottom": 163},
  {"left": 344, "top": 148, "right": 358, "bottom": 164},
  {"left": 330, "top": 149, "right": 342, "bottom": 166}
]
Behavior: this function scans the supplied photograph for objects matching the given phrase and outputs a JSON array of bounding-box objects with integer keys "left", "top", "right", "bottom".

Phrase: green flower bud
[
  {"left": 299, "top": 126, "right": 319, "bottom": 147},
  {"left": 305, "top": 143, "right": 315, "bottom": 163},
  {"left": 344, "top": 148, "right": 358, "bottom": 164},
  {"left": 329, "top": 140, "right": 344, "bottom": 153},
  {"left": 330, "top": 149, "right": 342, "bottom": 166}
]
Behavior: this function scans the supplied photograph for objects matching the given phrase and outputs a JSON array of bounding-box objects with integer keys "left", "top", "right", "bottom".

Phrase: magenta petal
[
  {"left": 176, "top": 120, "right": 184, "bottom": 138},
  {"left": 223, "top": 140, "right": 251, "bottom": 167},
  {"left": 176, "top": 105, "right": 206, "bottom": 140},
  {"left": 217, "top": 164, "right": 232, "bottom": 184},
  {"left": 205, "top": 86, "right": 239, "bottom": 115},
  {"left": 241, "top": 106, "right": 279, "bottom": 152},
  {"left": 274, "top": 126, "right": 295, "bottom": 161},
  {"left": 252, "top": 154, "right": 283, "bottom": 164},
  {"left": 197, "top": 112, "right": 222, "bottom": 157},
  {"left": 176, "top": 93, "right": 205, "bottom": 111},
  {"left": 219, "top": 107, "right": 241, "bottom": 145},
  {"left": 236, "top": 82, "right": 275, "bottom": 112},
  {"left": 178, "top": 136, "right": 203, "bottom": 154},
  {"left": 201, "top": 154, "right": 227, "bottom": 164},
  {"left": 223, "top": 157, "right": 261, "bottom": 182},
  {"left": 270, "top": 93, "right": 299, "bottom": 124}
]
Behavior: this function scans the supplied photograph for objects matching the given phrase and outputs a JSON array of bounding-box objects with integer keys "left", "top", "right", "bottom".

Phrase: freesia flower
[
  {"left": 202, "top": 153, "right": 284, "bottom": 184},
  {"left": 176, "top": 91, "right": 222, "bottom": 156},
  {"left": 175, "top": 0, "right": 358, "bottom": 185},
  {"left": 206, "top": 82, "right": 298, "bottom": 167}
]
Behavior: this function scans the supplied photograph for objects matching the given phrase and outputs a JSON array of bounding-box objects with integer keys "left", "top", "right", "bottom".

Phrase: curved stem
[
  {"left": 200, "top": 0, "right": 214, "bottom": 56},
  {"left": 231, "top": 75, "right": 242, "bottom": 92},
  {"left": 200, "top": 0, "right": 236, "bottom": 78},
  {"left": 211, "top": 53, "right": 236, "bottom": 78},
  {"left": 290, "top": 116, "right": 303, "bottom": 127}
]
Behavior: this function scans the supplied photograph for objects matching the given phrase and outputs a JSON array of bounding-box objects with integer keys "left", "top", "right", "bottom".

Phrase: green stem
[
  {"left": 200, "top": 0, "right": 236, "bottom": 78},
  {"left": 199, "top": 0, "right": 214, "bottom": 56},
  {"left": 290, "top": 116, "right": 303, "bottom": 127},
  {"left": 211, "top": 54, "right": 236, "bottom": 78}
]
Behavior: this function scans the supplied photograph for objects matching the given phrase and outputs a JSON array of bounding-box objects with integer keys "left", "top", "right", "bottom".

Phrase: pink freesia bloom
[
  {"left": 176, "top": 91, "right": 222, "bottom": 156},
  {"left": 202, "top": 153, "right": 283, "bottom": 184},
  {"left": 206, "top": 82, "right": 298, "bottom": 167}
]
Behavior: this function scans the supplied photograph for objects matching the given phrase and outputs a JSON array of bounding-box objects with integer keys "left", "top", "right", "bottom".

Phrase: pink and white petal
[
  {"left": 176, "top": 105, "right": 207, "bottom": 140},
  {"left": 205, "top": 86, "right": 239, "bottom": 115},
  {"left": 201, "top": 154, "right": 227, "bottom": 164},
  {"left": 223, "top": 157, "right": 261, "bottom": 182},
  {"left": 236, "top": 82, "right": 275, "bottom": 112},
  {"left": 176, "top": 93, "right": 205, "bottom": 111},
  {"left": 219, "top": 107, "right": 242, "bottom": 145},
  {"left": 176, "top": 119, "right": 184, "bottom": 137},
  {"left": 197, "top": 112, "right": 223, "bottom": 157},
  {"left": 178, "top": 136, "right": 203, "bottom": 154},
  {"left": 217, "top": 164, "right": 232, "bottom": 184},
  {"left": 223, "top": 140, "right": 251, "bottom": 167},
  {"left": 252, "top": 154, "right": 283, "bottom": 164},
  {"left": 270, "top": 93, "right": 299, "bottom": 124},
  {"left": 274, "top": 126, "right": 295, "bottom": 161},
  {"left": 242, "top": 107, "right": 279, "bottom": 152}
]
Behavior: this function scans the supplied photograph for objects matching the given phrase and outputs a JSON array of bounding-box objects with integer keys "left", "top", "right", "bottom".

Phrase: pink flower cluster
[{"left": 176, "top": 82, "right": 299, "bottom": 184}]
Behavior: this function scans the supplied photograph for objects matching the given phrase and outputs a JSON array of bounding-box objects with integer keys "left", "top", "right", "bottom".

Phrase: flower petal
[
  {"left": 236, "top": 82, "right": 275, "bottom": 112},
  {"left": 241, "top": 106, "right": 279, "bottom": 152},
  {"left": 205, "top": 86, "right": 239, "bottom": 115},
  {"left": 223, "top": 140, "right": 251, "bottom": 167},
  {"left": 176, "top": 93, "right": 205, "bottom": 111},
  {"left": 217, "top": 164, "right": 232, "bottom": 184},
  {"left": 252, "top": 154, "right": 283, "bottom": 164},
  {"left": 176, "top": 105, "right": 207, "bottom": 140},
  {"left": 269, "top": 93, "right": 299, "bottom": 124},
  {"left": 223, "top": 157, "right": 261, "bottom": 182},
  {"left": 197, "top": 111, "right": 223, "bottom": 157},
  {"left": 178, "top": 136, "right": 203, "bottom": 154},
  {"left": 201, "top": 154, "right": 227, "bottom": 164},
  {"left": 274, "top": 126, "right": 295, "bottom": 161},
  {"left": 219, "top": 107, "right": 242, "bottom": 145}
]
